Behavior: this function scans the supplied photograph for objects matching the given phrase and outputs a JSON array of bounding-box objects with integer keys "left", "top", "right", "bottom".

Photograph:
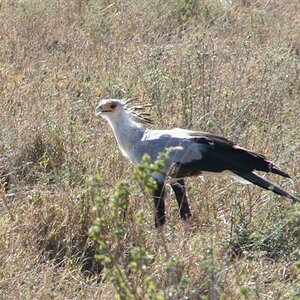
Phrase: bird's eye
[{"left": 110, "top": 103, "right": 116, "bottom": 109}]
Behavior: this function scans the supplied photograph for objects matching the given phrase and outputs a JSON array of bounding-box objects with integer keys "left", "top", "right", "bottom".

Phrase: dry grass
[{"left": 1, "top": 0, "right": 300, "bottom": 299}]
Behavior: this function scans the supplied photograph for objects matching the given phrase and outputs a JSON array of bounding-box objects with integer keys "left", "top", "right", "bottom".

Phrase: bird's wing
[
  {"left": 133, "top": 128, "right": 290, "bottom": 179},
  {"left": 133, "top": 128, "right": 298, "bottom": 202},
  {"left": 133, "top": 129, "right": 204, "bottom": 167},
  {"left": 173, "top": 129, "right": 290, "bottom": 178}
]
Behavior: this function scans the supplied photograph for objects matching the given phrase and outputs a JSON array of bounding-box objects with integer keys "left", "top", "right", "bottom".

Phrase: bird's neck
[{"left": 107, "top": 114, "right": 144, "bottom": 164}]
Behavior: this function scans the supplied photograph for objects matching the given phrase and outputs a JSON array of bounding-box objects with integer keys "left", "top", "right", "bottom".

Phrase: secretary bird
[{"left": 95, "top": 99, "right": 299, "bottom": 228}]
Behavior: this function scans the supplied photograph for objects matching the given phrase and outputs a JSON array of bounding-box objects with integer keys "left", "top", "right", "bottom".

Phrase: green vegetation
[{"left": 1, "top": 0, "right": 300, "bottom": 299}]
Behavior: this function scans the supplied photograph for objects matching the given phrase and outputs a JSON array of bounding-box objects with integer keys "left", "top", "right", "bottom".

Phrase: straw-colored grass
[{"left": 1, "top": 1, "right": 300, "bottom": 299}]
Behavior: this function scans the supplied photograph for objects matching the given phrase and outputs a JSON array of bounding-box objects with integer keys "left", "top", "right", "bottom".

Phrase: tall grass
[{"left": 1, "top": 0, "right": 300, "bottom": 299}]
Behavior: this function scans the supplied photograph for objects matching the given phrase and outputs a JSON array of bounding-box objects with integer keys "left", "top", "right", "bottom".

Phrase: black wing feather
[{"left": 188, "top": 132, "right": 290, "bottom": 178}]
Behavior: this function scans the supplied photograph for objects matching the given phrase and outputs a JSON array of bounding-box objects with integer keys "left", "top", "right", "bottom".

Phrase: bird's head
[
  {"left": 95, "top": 99, "right": 122, "bottom": 116},
  {"left": 95, "top": 98, "right": 153, "bottom": 124}
]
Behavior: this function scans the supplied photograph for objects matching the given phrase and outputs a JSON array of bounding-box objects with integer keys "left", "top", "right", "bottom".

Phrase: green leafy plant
[{"left": 89, "top": 154, "right": 167, "bottom": 299}]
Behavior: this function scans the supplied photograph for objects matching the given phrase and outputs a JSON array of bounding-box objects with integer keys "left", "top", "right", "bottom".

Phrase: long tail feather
[
  {"left": 233, "top": 171, "right": 299, "bottom": 203},
  {"left": 232, "top": 146, "right": 291, "bottom": 178},
  {"left": 270, "top": 165, "right": 291, "bottom": 178}
]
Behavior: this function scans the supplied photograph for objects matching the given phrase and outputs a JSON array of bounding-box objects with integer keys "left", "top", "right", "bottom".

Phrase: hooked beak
[
  {"left": 95, "top": 102, "right": 116, "bottom": 116},
  {"left": 95, "top": 105, "right": 103, "bottom": 116},
  {"left": 95, "top": 105, "right": 111, "bottom": 116}
]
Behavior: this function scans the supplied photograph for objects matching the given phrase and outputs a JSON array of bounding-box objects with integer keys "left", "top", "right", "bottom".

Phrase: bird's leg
[
  {"left": 171, "top": 179, "right": 191, "bottom": 220},
  {"left": 153, "top": 181, "right": 171, "bottom": 257},
  {"left": 171, "top": 179, "right": 192, "bottom": 235},
  {"left": 153, "top": 181, "right": 166, "bottom": 228}
]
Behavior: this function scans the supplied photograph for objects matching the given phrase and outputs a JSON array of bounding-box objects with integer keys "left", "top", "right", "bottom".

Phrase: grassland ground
[{"left": 1, "top": 0, "right": 300, "bottom": 299}]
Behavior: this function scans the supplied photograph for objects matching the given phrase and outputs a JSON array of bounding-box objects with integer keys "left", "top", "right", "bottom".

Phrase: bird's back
[
  {"left": 133, "top": 127, "right": 289, "bottom": 181},
  {"left": 133, "top": 128, "right": 208, "bottom": 170}
]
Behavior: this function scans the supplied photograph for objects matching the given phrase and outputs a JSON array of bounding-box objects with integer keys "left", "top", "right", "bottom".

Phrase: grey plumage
[{"left": 95, "top": 99, "right": 299, "bottom": 228}]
